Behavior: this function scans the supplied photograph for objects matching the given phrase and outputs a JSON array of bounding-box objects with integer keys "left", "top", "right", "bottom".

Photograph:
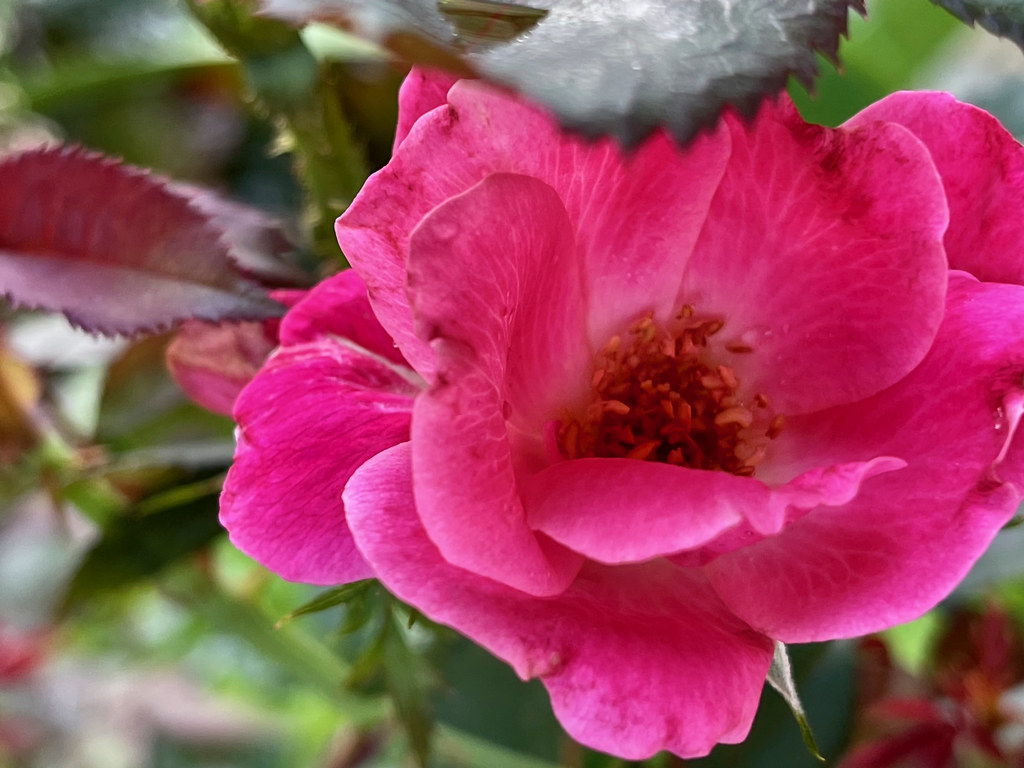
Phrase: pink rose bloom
[{"left": 220, "top": 71, "right": 1024, "bottom": 759}]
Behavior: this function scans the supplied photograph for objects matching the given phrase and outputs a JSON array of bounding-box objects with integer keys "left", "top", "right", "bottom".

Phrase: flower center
[{"left": 557, "top": 307, "right": 783, "bottom": 476}]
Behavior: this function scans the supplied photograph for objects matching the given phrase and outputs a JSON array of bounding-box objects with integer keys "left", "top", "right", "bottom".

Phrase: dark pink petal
[
  {"left": 572, "top": 125, "right": 730, "bottom": 343},
  {"left": 526, "top": 458, "right": 759, "bottom": 563},
  {"left": 393, "top": 68, "right": 457, "bottom": 150},
  {"left": 220, "top": 339, "right": 418, "bottom": 585},
  {"left": 278, "top": 269, "right": 405, "bottom": 364},
  {"left": 849, "top": 91, "right": 1024, "bottom": 286},
  {"left": 337, "top": 79, "right": 731, "bottom": 374},
  {"left": 527, "top": 455, "right": 906, "bottom": 564},
  {"left": 688, "top": 457, "right": 908, "bottom": 567},
  {"left": 345, "top": 443, "right": 775, "bottom": 760},
  {"left": 408, "top": 174, "right": 589, "bottom": 595},
  {"left": 681, "top": 98, "right": 949, "bottom": 414},
  {"left": 758, "top": 456, "right": 907, "bottom": 534},
  {"left": 166, "top": 319, "right": 277, "bottom": 416},
  {"left": 708, "top": 275, "right": 1024, "bottom": 642}
]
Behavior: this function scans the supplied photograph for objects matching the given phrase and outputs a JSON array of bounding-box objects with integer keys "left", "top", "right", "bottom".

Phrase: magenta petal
[
  {"left": 278, "top": 269, "right": 405, "bottom": 365},
  {"left": 708, "top": 275, "right": 1024, "bottom": 642},
  {"left": 683, "top": 458, "right": 909, "bottom": 568},
  {"left": 220, "top": 338, "right": 418, "bottom": 585},
  {"left": 345, "top": 443, "right": 775, "bottom": 760},
  {"left": 409, "top": 173, "right": 591, "bottom": 428},
  {"left": 526, "top": 458, "right": 759, "bottom": 563},
  {"left": 682, "top": 98, "right": 949, "bottom": 414},
  {"left": 849, "top": 91, "right": 1024, "bottom": 285},
  {"left": 567, "top": 124, "right": 731, "bottom": 342},
  {"left": 338, "top": 79, "right": 731, "bottom": 376},
  {"left": 393, "top": 68, "right": 457, "bottom": 150},
  {"left": 760, "top": 456, "right": 908, "bottom": 534},
  {"left": 408, "top": 173, "right": 589, "bottom": 595},
  {"left": 525, "top": 455, "right": 907, "bottom": 566}
]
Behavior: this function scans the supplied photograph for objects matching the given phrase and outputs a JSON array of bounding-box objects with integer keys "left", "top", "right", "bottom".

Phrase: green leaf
[
  {"left": 380, "top": 613, "right": 435, "bottom": 767},
  {"left": 432, "top": 636, "right": 562, "bottom": 762},
  {"left": 175, "top": 568, "right": 561, "bottom": 768},
  {"left": 163, "top": 568, "right": 388, "bottom": 721},
  {"left": 432, "top": 725, "right": 564, "bottom": 768},
  {"left": 187, "top": 0, "right": 371, "bottom": 265},
  {"left": 439, "top": 0, "right": 548, "bottom": 45},
  {"left": 256, "top": 0, "right": 865, "bottom": 146},
  {"left": 275, "top": 579, "right": 375, "bottom": 627},
  {"left": 694, "top": 642, "right": 854, "bottom": 768},
  {"left": 766, "top": 642, "right": 825, "bottom": 763},
  {"left": 928, "top": 0, "right": 1024, "bottom": 50},
  {"left": 883, "top": 610, "right": 945, "bottom": 676},
  {"left": 345, "top": 601, "right": 436, "bottom": 766},
  {"left": 61, "top": 489, "right": 224, "bottom": 611}
]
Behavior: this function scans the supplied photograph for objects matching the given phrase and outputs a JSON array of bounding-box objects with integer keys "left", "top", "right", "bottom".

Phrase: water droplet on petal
[{"left": 994, "top": 390, "right": 1024, "bottom": 465}]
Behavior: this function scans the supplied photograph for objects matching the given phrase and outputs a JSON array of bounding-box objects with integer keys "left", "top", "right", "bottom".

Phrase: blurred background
[{"left": 1, "top": 1, "right": 1024, "bottom": 766}]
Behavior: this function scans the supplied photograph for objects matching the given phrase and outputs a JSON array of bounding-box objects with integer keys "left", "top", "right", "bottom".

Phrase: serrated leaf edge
[{"left": 0, "top": 144, "right": 286, "bottom": 338}]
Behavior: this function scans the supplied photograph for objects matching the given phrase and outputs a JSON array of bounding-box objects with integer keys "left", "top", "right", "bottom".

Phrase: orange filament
[{"left": 558, "top": 308, "right": 781, "bottom": 476}]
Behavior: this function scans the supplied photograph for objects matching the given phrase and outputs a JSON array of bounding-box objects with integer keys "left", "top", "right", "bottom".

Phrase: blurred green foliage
[
  {"left": 185, "top": 0, "right": 372, "bottom": 266},
  {"left": 2, "top": 1, "right": 1024, "bottom": 767}
]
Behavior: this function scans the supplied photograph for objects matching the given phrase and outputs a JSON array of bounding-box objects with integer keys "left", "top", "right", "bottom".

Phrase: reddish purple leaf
[
  {"left": 0, "top": 146, "right": 286, "bottom": 336},
  {"left": 171, "top": 183, "right": 310, "bottom": 287}
]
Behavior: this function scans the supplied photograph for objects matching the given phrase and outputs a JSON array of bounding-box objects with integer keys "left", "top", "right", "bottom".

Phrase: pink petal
[
  {"left": 268, "top": 288, "right": 306, "bottom": 309},
  {"left": 166, "top": 319, "right": 277, "bottom": 415},
  {"left": 393, "top": 68, "right": 457, "bottom": 150},
  {"left": 278, "top": 269, "right": 405, "bottom": 365},
  {"left": 525, "top": 458, "right": 759, "bottom": 563},
  {"left": 337, "top": 79, "right": 731, "bottom": 376},
  {"left": 407, "top": 174, "right": 589, "bottom": 595},
  {"left": 220, "top": 339, "right": 418, "bottom": 585},
  {"left": 527, "top": 455, "right": 907, "bottom": 565},
  {"left": 687, "top": 457, "right": 909, "bottom": 566},
  {"left": 409, "top": 173, "right": 591, "bottom": 429},
  {"left": 681, "top": 97, "right": 949, "bottom": 415},
  {"left": 707, "top": 275, "right": 1024, "bottom": 642},
  {"left": 849, "top": 91, "right": 1024, "bottom": 285},
  {"left": 759, "top": 456, "right": 908, "bottom": 534},
  {"left": 344, "top": 443, "right": 775, "bottom": 760},
  {"left": 572, "top": 124, "right": 730, "bottom": 343}
]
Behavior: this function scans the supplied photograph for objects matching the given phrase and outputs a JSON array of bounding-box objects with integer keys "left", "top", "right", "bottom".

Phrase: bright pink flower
[{"left": 221, "top": 74, "right": 1024, "bottom": 759}]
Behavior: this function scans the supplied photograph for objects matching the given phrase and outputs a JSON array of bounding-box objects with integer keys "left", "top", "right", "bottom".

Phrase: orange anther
[
  {"left": 603, "top": 400, "right": 631, "bottom": 416},
  {"left": 626, "top": 441, "right": 659, "bottom": 461}
]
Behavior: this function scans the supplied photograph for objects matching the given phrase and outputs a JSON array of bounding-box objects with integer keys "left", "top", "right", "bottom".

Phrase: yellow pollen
[{"left": 558, "top": 308, "right": 782, "bottom": 476}]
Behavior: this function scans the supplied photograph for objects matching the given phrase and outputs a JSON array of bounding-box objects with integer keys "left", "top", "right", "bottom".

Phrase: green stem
[
  {"left": 433, "top": 725, "right": 565, "bottom": 768},
  {"left": 185, "top": 0, "right": 370, "bottom": 266},
  {"left": 166, "top": 569, "right": 567, "bottom": 768},
  {"left": 163, "top": 568, "right": 386, "bottom": 724}
]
